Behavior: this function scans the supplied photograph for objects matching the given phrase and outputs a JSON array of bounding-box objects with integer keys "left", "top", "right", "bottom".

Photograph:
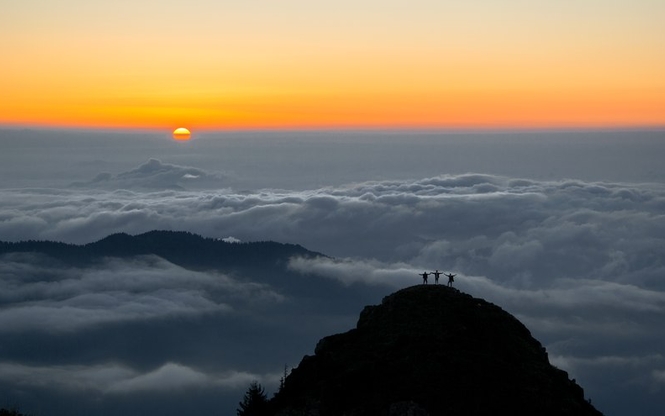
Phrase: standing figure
[
  {"left": 445, "top": 273, "right": 456, "bottom": 287},
  {"left": 432, "top": 270, "right": 443, "bottom": 284},
  {"left": 420, "top": 272, "right": 430, "bottom": 284}
]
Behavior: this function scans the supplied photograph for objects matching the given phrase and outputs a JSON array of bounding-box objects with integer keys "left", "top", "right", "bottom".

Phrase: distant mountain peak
[{"left": 269, "top": 285, "right": 603, "bottom": 416}]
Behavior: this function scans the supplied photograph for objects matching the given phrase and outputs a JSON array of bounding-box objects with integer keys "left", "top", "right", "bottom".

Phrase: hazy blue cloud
[
  {"left": 0, "top": 254, "right": 283, "bottom": 332},
  {"left": 289, "top": 256, "right": 417, "bottom": 287},
  {"left": 0, "top": 361, "right": 275, "bottom": 394}
]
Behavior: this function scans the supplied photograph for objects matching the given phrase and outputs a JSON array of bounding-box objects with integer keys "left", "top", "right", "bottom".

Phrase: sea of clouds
[{"left": 1, "top": 129, "right": 664, "bottom": 415}]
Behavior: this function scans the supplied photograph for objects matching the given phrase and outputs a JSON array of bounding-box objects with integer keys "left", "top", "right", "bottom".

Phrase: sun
[{"left": 172, "top": 127, "right": 192, "bottom": 141}]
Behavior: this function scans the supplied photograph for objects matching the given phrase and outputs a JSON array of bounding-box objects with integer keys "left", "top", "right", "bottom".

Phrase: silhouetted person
[
  {"left": 432, "top": 270, "right": 443, "bottom": 284},
  {"left": 445, "top": 273, "right": 456, "bottom": 287},
  {"left": 420, "top": 272, "right": 430, "bottom": 284}
]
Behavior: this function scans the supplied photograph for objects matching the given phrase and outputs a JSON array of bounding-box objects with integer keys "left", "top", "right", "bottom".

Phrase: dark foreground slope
[{"left": 270, "top": 285, "right": 603, "bottom": 416}]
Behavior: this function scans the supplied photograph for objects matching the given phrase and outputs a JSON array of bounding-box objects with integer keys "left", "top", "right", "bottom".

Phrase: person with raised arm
[{"left": 445, "top": 273, "right": 456, "bottom": 287}]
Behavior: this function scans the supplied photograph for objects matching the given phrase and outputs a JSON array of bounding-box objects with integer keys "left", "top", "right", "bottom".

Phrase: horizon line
[{"left": 2, "top": 122, "right": 665, "bottom": 135}]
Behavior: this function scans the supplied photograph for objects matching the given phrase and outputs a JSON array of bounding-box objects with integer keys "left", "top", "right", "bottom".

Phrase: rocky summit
[{"left": 269, "top": 285, "right": 603, "bottom": 416}]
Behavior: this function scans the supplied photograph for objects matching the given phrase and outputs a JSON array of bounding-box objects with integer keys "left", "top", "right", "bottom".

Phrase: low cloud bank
[
  {"left": 0, "top": 254, "right": 281, "bottom": 333},
  {"left": 0, "top": 361, "right": 274, "bottom": 394}
]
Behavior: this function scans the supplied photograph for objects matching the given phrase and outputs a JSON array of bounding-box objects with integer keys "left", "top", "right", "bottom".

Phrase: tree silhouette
[
  {"left": 278, "top": 364, "right": 290, "bottom": 394},
  {"left": 237, "top": 382, "right": 269, "bottom": 416}
]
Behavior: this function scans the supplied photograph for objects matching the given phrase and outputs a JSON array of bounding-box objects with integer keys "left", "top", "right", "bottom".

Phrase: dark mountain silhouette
[
  {"left": 0, "top": 230, "right": 321, "bottom": 271},
  {"left": 268, "top": 285, "right": 603, "bottom": 416},
  {"left": 0, "top": 231, "right": 372, "bottom": 306}
]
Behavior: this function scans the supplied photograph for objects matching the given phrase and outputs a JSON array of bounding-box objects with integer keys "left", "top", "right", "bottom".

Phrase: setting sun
[{"left": 172, "top": 127, "right": 191, "bottom": 141}]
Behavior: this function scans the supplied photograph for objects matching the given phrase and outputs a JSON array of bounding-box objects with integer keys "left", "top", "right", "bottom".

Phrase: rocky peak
[{"left": 270, "top": 285, "right": 603, "bottom": 416}]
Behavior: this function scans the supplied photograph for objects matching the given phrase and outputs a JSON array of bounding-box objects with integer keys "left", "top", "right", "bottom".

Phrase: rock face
[{"left": 270, "top": 285, "right": 603, "bottom": 416}]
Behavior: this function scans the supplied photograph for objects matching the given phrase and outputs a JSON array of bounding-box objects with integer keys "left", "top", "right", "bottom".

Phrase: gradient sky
[{"left": 2, "top": 0, "right": 665, "bottom": 129}]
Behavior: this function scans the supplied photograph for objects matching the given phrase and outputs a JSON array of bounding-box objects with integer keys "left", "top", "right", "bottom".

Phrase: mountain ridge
[
  {"left": 0, "top": 230, "right": 358, "bottom": 305},
  {"left": 0, "top": 230, "right": 324, "bottom": 270}
]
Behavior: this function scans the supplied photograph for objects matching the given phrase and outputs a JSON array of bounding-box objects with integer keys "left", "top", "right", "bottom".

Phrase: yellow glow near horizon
[
  {"left": 1, "top": 1, "right": 664, "bottom": 130},
  {"left": 172, "top": 128, "right": 192, "bottom": 141}
]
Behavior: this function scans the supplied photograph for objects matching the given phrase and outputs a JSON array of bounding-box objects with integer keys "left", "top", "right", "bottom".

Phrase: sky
[
  {"left": 2, "top": 0, "right": 665, "bottom": 129},
  {"left": 1, "top": 1, "right": 665, "bottom": 415},
  {"left": 1, "top": 129, "right": 665, "bottom": 416}
]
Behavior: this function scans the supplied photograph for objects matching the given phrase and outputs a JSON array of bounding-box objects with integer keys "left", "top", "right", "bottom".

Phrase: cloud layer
[
  {"left": 2, "top": 170, "right": 663, "bottom": 289},
  {"left": 0, "top": 254, "right": 283, "bottom": 333},
  {"left": 1, "top": 159, "right": 665, "bottom": 415},
  {"left": 0, "top": 361, "right": 272, "bottom": 395}
]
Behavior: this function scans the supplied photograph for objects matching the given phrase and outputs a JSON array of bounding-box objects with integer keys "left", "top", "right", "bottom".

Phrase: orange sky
[{"left": 2, "top": 0, "right": 664, "bottom": 130}]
